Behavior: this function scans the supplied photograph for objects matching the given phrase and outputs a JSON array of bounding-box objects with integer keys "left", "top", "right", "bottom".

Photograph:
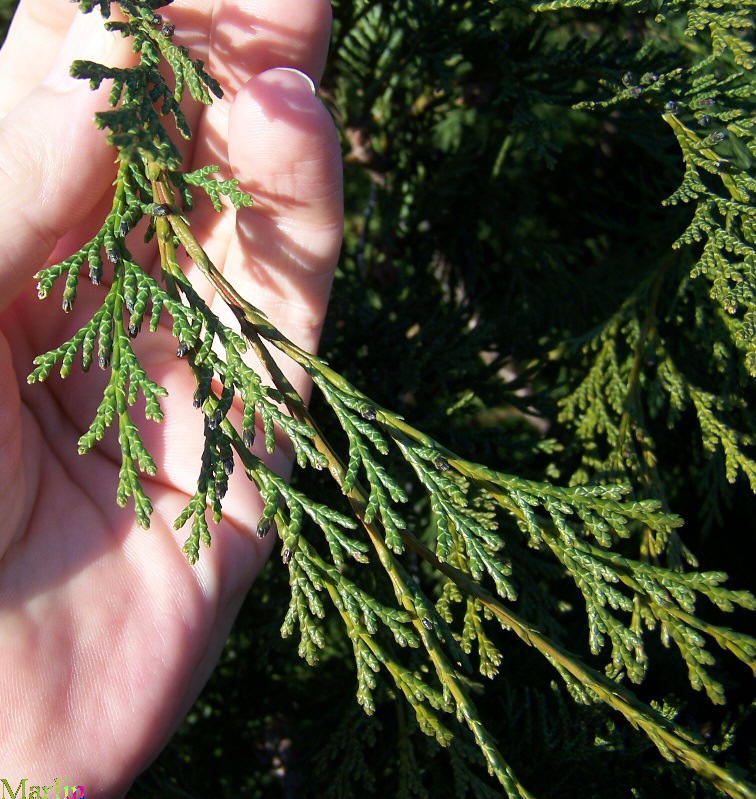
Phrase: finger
[
  {"left": 143, "top": 0, "right": 332, "bottom": 200},
  {"left": 0, "top": 11, "right": 134, "bottom": 312},
  {"left": 209, "top": 0, "right": 333, "bottom": 95},
  {"left": 144, "top": 0, "right": 335, "bottom": 305},
  {"left": 0, "top": 0, "right": 77, "bottom": 113},
  {"left": 224, "top": 68, "right": 343, "bottom": 395}
]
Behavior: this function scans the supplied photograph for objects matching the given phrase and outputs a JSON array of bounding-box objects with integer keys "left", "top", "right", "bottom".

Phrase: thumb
[{"left": 0, "top": 11, "right": 133, "bottom": 312}]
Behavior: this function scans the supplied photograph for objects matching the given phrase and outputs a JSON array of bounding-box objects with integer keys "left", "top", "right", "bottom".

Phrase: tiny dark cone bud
[
  {"left": 282, "top": 548, "right": 293, "bottom": 565},
  {"left": 256, "top": 518, "right": 273, "bottom": 538},
  {"left": 89, "top": 266, "right": 102, "bottom": 286},
  {"left": 161, "top": 22, "right": 175, "bottom": 37},
  {"left": 62, "top": 298, "right": 74, "bottom": 313},
  {"left": 106, "top": 249, "right": 120, "bottom": 264},
  {"left": 433, "top": 456, "right": 450, "bottom": 472},
  {"left": 222, "top": 456, "right": 234, "bottom": 476},
  {"left": 193, "top": 388, "right": 204, "bottom": 408},
  {"left": 360, "top": 405, "right": 377, "bottom": 421},
  {"left": 709, "top": 129, "right": 727, "bottom": 144},
  {"left": 128, "top": 323, "right": 140, "bottom": 338},
  {"left": 664, "top": 100, "right": 678, "bottom": 113},
  {"left": 242, "top": 428, "right": 256, "bottom": 448},
  {"left": 217, "top": 480, "right": 228, "bottom": 499},
  {"left": 629, "top": 86, "right": 641, "bottom": 98},
  {"left": 118, "top": 220, "right": 130, "bottom": 238},
  {"left": 421, "top": 617, "right": 433, "bottom": 630},
  {"left": 152, "top": 203, "right": 171, "bottom": 217},
  {"left": 98, "top": 355, "right": 110, "bottom": 370},
  {"left": 207, "top": 410, "right": 222, "bottom": 430},
  {"left": 699, "top": 115, "right": 711, "bottom": 127},
  {"left": 700, "top": 96, "right": 715, "bottom": 107},
  {"left": 621, "top": 71, "right": 634, "bottom": 87},
  {"left": 152, "top": 13, "right": 162, "bottom": 25},
  {"left": 176, "top": 340, "right": 189, "bottom": 358}
]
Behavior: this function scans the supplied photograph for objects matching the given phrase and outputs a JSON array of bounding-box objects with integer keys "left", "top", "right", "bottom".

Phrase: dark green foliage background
[
  {"left": 0, "top": 0, "right": 13, "bottom": 37},
  {"left": 1, "top": 1, "right": 754, "bottom": 797}
]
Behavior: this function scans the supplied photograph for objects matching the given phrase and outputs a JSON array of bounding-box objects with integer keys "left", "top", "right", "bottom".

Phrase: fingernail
[{"left": 274, "top": 67, "right": 317, "bottom": 95}]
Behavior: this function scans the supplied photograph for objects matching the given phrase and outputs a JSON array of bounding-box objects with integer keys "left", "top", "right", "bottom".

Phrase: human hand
[{"left": 0, "top": 0, "right": 341, "bottom": 793}]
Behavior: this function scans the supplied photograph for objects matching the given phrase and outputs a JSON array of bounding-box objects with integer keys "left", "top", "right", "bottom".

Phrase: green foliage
[
  {"left": 5, "top": 0, "right": 754, "bottom": 796},
  {"left": 71, "top": 4, "right": 221, "bottom": 167},
  {"left": 179, "top": 165, "right": 254, "bottom": 213},
  {"left": 0, "top": 0, "right": 14, "bottom": 41},
  {"left": 547, "top": 0, "right": 756, "bottom": 532}
]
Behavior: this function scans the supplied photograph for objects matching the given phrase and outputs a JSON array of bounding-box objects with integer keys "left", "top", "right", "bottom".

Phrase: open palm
[{"left": 0, "top": 1, "right": 341, "bottom": 793}]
